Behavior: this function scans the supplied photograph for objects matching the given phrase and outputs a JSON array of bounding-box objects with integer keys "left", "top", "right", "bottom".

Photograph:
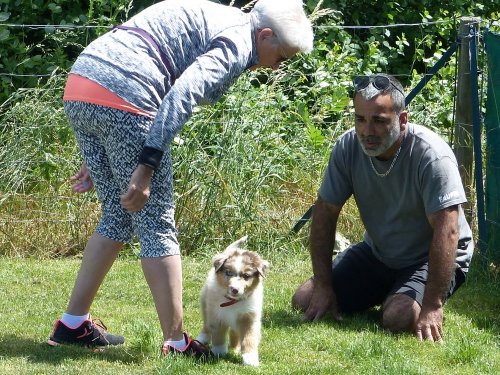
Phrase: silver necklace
[{"left": 369, "top": 142, "right": 403, "bottom": 178}]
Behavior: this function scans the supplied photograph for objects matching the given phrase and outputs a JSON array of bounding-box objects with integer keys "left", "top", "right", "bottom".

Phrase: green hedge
[{"left": 0, "top": 0, "right": 497, "bottom": 105}]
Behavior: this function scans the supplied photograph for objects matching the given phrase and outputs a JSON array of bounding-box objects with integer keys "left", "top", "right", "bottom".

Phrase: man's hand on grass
[
  {"left": 303, "top": 282, "right": 342, "bottom": 322},
  {"left": 415, "top": 306, "right": 444, "bottom": 343}
]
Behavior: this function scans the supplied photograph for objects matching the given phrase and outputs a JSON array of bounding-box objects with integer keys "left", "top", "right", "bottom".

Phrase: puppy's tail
[{"left": 226, "top": 235, "right": 248, "bottom": 250}]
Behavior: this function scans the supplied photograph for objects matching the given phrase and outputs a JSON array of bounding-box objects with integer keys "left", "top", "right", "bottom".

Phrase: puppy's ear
[
  {"left": 257, "top": 259, "right": 270, "bottom": 278},
  {"left": 212, "top": 253, "right": 227, "bottom": 272},
  {"left": 226, "top": 235, "right": 248, "bottom": 251}
]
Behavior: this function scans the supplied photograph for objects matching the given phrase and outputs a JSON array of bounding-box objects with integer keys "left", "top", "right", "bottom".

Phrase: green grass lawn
[{"left": 0, "top": 252, "right": 498, "bottom": 375}]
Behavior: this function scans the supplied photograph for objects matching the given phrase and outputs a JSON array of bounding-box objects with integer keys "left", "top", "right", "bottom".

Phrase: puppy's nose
[{"left": 230, "top": 287, "right": 239, "bottom": 296}]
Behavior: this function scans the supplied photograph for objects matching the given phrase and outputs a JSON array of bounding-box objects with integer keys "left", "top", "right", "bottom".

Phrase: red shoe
[{"left": 161, "top": 333, "right": 211, "bottom": 359}]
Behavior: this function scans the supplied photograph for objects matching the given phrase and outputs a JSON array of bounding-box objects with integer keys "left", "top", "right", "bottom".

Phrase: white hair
[{"left": 250, "top": 0, "right": 314, "bottom": 53}]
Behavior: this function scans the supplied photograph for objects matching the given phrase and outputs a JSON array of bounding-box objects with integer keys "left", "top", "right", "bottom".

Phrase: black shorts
[{"left": 331, "top": 242, "right": 467, "bottom": 313}]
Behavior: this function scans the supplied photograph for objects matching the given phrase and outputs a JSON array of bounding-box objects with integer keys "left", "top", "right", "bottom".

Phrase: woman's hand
[
  {"left": 120, "top": 164, "right": 154, "bottom": 212},
  {"left": 70, "top": 162, "right": 94, "bottom": 193}
]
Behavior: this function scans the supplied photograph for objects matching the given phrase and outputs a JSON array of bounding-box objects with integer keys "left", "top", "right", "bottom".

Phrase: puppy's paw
[
  {"left": 211, "top": 344, "right": 228, "bottom": 356},
  {"left": 242, "top": 352, "right": 259, "bottom": 366},
  {"left": 196, "top": 332, "right": 210, "bottom": 345}
]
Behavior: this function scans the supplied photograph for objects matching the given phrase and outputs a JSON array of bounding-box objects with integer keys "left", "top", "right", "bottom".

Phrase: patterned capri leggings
[{"left": 64, "top": 101, "right": 179, "bottom": 257}]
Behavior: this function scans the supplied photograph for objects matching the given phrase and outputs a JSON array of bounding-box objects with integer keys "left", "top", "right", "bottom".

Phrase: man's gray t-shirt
[{"left": 319, "top": 123, "right": 474, "bottom": 270}]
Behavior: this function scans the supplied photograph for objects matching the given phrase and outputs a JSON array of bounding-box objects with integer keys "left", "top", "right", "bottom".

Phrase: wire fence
[{"left": 0, "top": 19, "right": 498, "bottom": 263}]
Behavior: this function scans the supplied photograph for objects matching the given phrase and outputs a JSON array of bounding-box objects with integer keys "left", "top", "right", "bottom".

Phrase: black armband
[{"left": 138, "top": 146, "right": 164, "bottom": 170}]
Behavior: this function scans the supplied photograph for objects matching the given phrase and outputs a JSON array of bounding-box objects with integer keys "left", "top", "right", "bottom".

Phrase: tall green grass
[
  {"left": 0, "top": 75, "right": 96, "bottom": 257},
  {"left": 0, "top": 68, "right": 362, "bottom": 258}
]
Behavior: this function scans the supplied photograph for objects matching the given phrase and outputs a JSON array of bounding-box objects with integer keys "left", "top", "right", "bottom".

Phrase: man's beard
[{"left": 357, "top": 121, "right": 401, "bottom": 157}]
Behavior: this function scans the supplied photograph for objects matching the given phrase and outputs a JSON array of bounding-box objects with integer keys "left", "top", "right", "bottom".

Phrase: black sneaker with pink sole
[
  {"left": 47, "top": 318, "right": 125, "bottom": 348},
  {"left": 161, "top": 332, "right": 212, "bottom": 359}
]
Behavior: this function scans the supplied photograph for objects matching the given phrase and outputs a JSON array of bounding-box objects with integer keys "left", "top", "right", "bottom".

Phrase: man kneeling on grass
[{"left": 292, "top": 74, "right": 474, "bottom": 342}]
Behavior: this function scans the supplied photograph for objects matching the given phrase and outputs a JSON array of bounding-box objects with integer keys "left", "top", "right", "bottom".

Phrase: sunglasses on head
[{"left": 353, "top": 75, "right": 405, "bottom": 96}]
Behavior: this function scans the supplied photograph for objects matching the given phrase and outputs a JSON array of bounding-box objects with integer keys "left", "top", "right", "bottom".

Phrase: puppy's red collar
[{"left": 220, "top": 298, "right": 238, "bottom": 307}]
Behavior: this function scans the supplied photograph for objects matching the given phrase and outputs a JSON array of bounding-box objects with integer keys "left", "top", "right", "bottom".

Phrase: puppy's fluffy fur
[{"left": 197, "top": 236, "right": 269, "bottom": 366}]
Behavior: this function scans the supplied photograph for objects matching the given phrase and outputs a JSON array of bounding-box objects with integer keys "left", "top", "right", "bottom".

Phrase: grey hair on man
[{"left": 356, "top": 74, "right": 406, "bottom": 114}]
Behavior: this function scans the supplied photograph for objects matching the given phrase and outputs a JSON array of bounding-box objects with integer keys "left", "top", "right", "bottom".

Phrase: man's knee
[{"left": 382, "top": 294, "right": 420, "bottom": 333}]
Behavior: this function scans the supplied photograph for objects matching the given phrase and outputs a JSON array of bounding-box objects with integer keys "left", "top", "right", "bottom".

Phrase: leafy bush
[
  {"left": 310, "top": 0, "right": 497, "bottom": 75},
  {"left": 0, "top": 0, "right": 160, "bottom": 104}
]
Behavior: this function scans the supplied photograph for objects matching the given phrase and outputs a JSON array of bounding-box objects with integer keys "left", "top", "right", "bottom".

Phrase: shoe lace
[{"left": 90, "top": 318, "right": 108, "bottom": 333}]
